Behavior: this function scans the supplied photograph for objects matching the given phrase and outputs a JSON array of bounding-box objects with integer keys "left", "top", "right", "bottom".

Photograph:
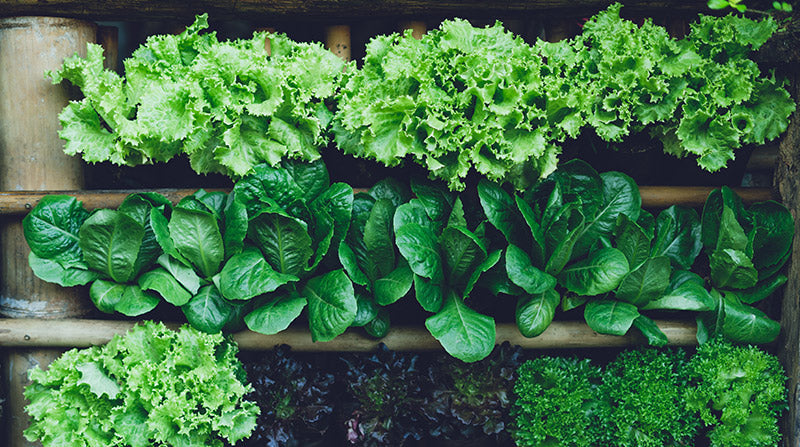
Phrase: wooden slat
[
  {"left": 0, "top": 318, "right": 697, "bottom": 350},
  {"left": 0, "top": 186, "right": 776, "bottom": 216},
  {"left": 0, "top": 0, "right": 710, "bottom": 21}
]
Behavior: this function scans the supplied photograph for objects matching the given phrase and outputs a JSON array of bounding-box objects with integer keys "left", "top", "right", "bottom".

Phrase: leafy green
[
  {"left": 340, "top": 179, "right": 413, "bottom": 336},
  {"left": 333, "top": 18, "right": 562, "bottom": 191},
  {"left": 49, "top": 14, "right": 347, "bottom": 178},
  {"left": 24, "top": 321, "right": 258, "bottom": 446},
  {"left": 698, "top": 187, "right": 793, "bottom": 344},
  {"left": 395, "top": 181, "right": 498, "bottom": 362},
  {"left": 512, "top": 357, "right": 602, "bottom": 447},
  {"left": 598, "top": 348, "right": 699, "bottom": 447},
  {"left": 685, "top": 340, "right": 788, "bottom": 447}
]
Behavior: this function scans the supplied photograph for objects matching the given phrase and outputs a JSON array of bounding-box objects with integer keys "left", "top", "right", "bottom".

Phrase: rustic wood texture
[
  {"left": 0, "top": 17, "right": 98, "bottom": 446},
  {"left": 0, "top": 186, "right": 775, "bottom": 216},
  {"left": 325, "top": 24, "right": 351, "bottom": 61},
  {"left": 1, "top": 349, "right": 64, "bottom": 447},
  {"left": 96, "top": 25, "right": 118, "bottom": 72},
  {"left": 0, "top": 318, "right": 698, "bottom": 350},
  {"left": 0, "top": 0, "right": 711, "bottom": 21},
  {"left": 775, "top": 77, "right": 800, "bottom": 447},
  {"left": 0, "top": 17, "right": 95, "bottom": 320}
]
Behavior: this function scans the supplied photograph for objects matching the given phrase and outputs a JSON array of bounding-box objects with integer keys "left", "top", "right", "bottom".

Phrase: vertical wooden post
[
  {"left": 776, "top": 77, "right": 800, "bottom": 447},
  {"left": 0, "top": 16, "right": 96, "bottom": 447},
  {"left": 325, "top": 25, "right": 351, "bottom": 61}
]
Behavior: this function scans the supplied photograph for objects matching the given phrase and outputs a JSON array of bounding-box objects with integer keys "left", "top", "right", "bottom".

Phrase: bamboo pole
[
  {"left": 0, "top": 16, "right": 97, "bottom": 446},
  {"left": 0, "top": 318, "right": 698, "bottom": 350},
  {"left": 325, "top": 24, "right": 351, "bottom": 61},
  {"left": 0, "top": 186, "right": 776, "bottom": 216}
]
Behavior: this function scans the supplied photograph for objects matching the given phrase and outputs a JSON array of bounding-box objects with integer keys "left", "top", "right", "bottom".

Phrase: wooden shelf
[
  {"left": 0, "top": 0, "right": 711, "bottom": 22},
  {"left": 0, "top": 186, "right": 776, "bottom": 216},
  {"left": 0, "top": 318, "right": 697, "bottom": 351}
]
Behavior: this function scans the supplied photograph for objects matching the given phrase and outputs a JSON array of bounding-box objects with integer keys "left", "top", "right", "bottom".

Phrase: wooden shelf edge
[
  {"left": 0, "top": 186, "right": 776, "bottom": 216},
  {"left": 0, "top": 318, "right": 697, "bottom": 351},
  {"left": 0, "top": 0, "right": 712, "bottom": 22}
]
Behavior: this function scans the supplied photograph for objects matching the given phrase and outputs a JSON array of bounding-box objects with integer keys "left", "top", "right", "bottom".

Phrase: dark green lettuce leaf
[
  {"left": 23, "top": 195, "right": 90, "bottom": 268},
  {"left": 80, "top": 209, "right": 145, "bottom": 284}
]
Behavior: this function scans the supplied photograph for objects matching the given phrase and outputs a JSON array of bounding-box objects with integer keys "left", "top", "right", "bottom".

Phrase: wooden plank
[
  {"left": 774, "top": 75, "right": 800, "bottom": 447},
  {"left": 0, "top": 186, "right": 776, "bottom": 216},
  {"left": 0, "top": 0, "right": 710, "bottom": 21},
  {"left": 0, "top": 318, "right": 697, "bottom": 350}
]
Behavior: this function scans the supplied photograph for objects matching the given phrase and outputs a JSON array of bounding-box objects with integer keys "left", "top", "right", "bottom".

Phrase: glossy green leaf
[
  {"left": 425, "top": 292, "right": 495, "bottom": 363},
  {"left": 561, "top": 293, "right": 587, "bottom": 312},
  {"left": 223, "top": 194, "right": 248, "bottom": 260},
  {"left": 168, "top": 207, "right": 224, "bottom": 278},
  {"left": 749, "top": 201, "right": 794, "bottom": 273},
  {"left": 118, "top": 193, "right": 168, "bottom": 277},
  {"left": 309, "top": 182, "right": 353, "bottom": 254},
  {"left": 394, "top": 199, "right": 433, "bottom": 232},
  {"left": 544, "top": 204, "right": 585, "bottom": 275},
  {"left": 463, "top": 249, "right": 502, "bottom": 297},
  {"left": 559, "top": 248, "right": 629, "bottom": 296},
  {"left": 505, "top": 244, "right": 556, "bottom": 295},
  {"left": 248, "top": 211, "right": 313, "bottom": 277},
  {"left": 651, "top": 205, "right": 702, "bottom": 270},
  {"left": 364, "top": 309, "right": 391, "bottom": 338},
  {"left": 157, "top": 254, "right": 202, "bottom": 295},
  {"left": 218, "top": 247, "right": 298, "bottom": 301},
  {"left": 368, "top": 177, "right": 410, "bottom": 208},
  {"left": 114, "top": 285, "right": 160, "bottom": 317},
  {"left": 716, "top": 206, "right": 748, "bottom": 252},
  {"left": 615, "top": 214, "right": 653, "bottom": 270},
  {"left": 80, "top": 209, "right": 145, "bottom": 283},
  {"left": 303, "top": 269, "right": 357, "bottom": 342},
  {"left": 643, "top": 278, "right": 715, "bottom": 311},
  {"left": 89, "top": 279, "right": 126, "bottom": 314},
  {"left": 352, "top": 292, "right": 379, "bottom": 327},
  {"left": 515, "top": 195, "right": 546, "bottom": 267},
  {"left": 736, "top": 274, "right": 788, "bottom": 304},
  {"left": 245, "top": 294, "right": 307, "bottom": 335},
  {"left": 364, "top": 198, "right": 396, "bottom": 279},
  {"left": 138, "top": 267, "right": 192, "bottom": 306},
  {"left": 632, "top": 315, "right": 668, "bottom": 347},
  {"left": 720, "top": 294, "right": 780, "bottom": 344},
  {"left": 478, "top": 179, "right": 529, "bottom": 248},
  {"left": 410, "top": 179, "right": 453, "bottom": 232},
  {"left": 710, "top": 248, "right": 758, "bottom": 289},
  {"left": 701, "top": 186, "right": 747, "bottom": 251},
  {"left": 574, "top": 171, "right": 641, "bottom": 257},
  {"left": 28, "top": 252, "right": 98, "bottom": 287},
  {"left": 22, "top": 195, "right": 89, "bottom": 266},
  {"left": 414, "top": 274, "right": 444, "bottom": 313},
  {"left": 375, "top": 260, "right": 413, "bottom": 306},
  {"left": 516, "top": 289, "right": 560, "bottom": 337},
  {"left": 395, "top": 223, "right": 444, "bottom": 283},
  {"left": 281, "top": 158, "right": 330, "bottom": 202},
  {"left": 615, "top": 256, "right": 671, "bottom": 307},
  {"left": 150, "top": 207, "right": 189, "bottom": 265},
  {"left": 440, "top": 226, "right": 487, "bottom": 286},
  {"left": 584, "top": 300, "right": 640, "bottom": 336},
  {"left": 181, "top": 285, "right": 236, "bottom": 334},
  {"left": 338, "top": 242, "right": 370, "bottom": 287}
]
